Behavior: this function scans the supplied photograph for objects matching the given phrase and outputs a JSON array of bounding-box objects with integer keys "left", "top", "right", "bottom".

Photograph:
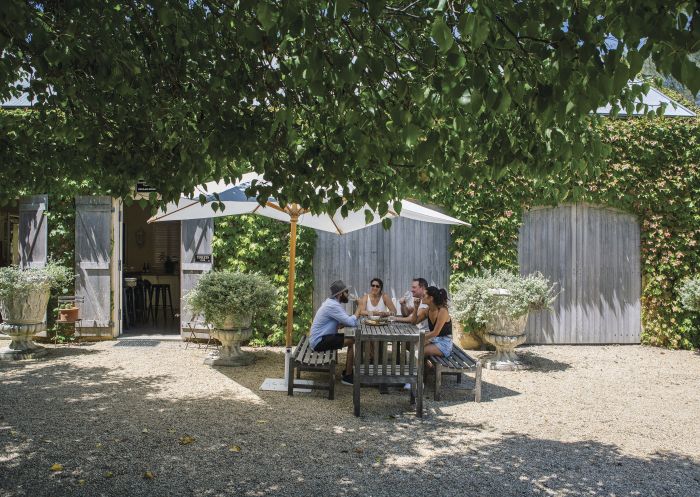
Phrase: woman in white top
[{"left": 357, "top": 278, "right": 397, "bottom": 317}]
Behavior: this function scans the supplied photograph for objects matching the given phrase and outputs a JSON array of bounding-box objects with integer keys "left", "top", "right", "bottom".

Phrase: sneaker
[{"left": 341, "top": 374, "right": 354, "bottom": 386}]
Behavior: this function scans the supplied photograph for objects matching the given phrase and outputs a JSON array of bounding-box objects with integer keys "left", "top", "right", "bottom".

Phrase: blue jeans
[{"left": 430, "top": 336, "right": 453, "bottom": 357}]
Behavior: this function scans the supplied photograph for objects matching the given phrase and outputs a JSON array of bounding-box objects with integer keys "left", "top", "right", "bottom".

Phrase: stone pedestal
[
  {"left": 204, "top": 327, "right": 255, "bottom": 367},
  {"left": 482, "top": 308, "right": 530, "bottom": 371},
  {"left": 0, "top": 322, "right": 48, "bottom": 360}
]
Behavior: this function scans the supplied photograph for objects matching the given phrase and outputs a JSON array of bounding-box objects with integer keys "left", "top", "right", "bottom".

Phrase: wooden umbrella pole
[{"left": 285, "top": 210, "right": 299, "bottom": 349}]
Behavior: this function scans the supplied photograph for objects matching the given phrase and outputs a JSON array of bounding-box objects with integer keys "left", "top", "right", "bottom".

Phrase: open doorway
[
  {"left": 0, "top": 206, "right": 20, "bottom": 268},
  {"left": 0, "top": 206, "right": 19, "bottom": 325},
  {"left": 122, "top": 203, "right": 181, "bottom": 335}
]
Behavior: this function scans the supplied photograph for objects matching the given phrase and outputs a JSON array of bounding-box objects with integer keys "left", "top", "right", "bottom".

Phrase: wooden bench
[
  {"left": 426, "top": 344, "right": 482, "bottom": 402},
  {"left": 287, "top": 335, "right": 337, "bottom": 400}
]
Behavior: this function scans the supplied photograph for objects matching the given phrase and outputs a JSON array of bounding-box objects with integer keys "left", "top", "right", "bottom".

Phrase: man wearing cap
[{"left": 309, "top": 280, "right": 358, "bottom": 385}]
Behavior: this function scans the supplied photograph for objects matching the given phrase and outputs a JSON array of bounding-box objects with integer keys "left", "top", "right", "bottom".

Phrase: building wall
[{"left": 313, "top": 218, "right": 452, "bottom": 314}]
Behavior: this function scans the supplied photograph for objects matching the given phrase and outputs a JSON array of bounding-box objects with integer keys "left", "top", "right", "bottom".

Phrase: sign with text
[
  {"left": 136, "top": 181, "right": 157, "bottom": 193},
  {"left": 195, "top": 254, "right": 212, "bottom": 263}
]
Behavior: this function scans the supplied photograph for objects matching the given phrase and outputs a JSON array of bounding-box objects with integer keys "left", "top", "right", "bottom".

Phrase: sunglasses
[{"left": 370, "top": 284, "right": 381, "bottom": 288}]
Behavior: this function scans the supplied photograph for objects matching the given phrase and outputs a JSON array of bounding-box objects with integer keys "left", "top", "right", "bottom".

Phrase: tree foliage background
[{"left": 1, "top": 1, "right": 698, "bottom": 213}]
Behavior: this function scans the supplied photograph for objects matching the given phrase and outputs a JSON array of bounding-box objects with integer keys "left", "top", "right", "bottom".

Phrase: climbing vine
[{"left": 212, "top": 216, "right": 316, "bottom": 346}]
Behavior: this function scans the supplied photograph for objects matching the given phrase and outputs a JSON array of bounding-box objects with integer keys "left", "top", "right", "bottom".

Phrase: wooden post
[{"left": 285, "top": 207, "right": 300, "bottom": 349}]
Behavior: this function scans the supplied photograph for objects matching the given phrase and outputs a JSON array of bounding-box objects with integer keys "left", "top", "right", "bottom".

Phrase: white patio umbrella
[{"left": 149, "top": 172, "right": 469, "bottom": 390}]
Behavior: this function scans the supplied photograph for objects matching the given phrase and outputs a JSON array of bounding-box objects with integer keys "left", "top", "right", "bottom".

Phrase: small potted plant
[
  {"left": 452, "top": 269, "right": 557, "bottom": 370},
  {"left": 184, "top": 270, "right": 276, "bottom": 366},
  {"left": 679, "top": 276, "right": 700, "bottom": 312},
  {"left": 57, "top": 302, "right": 79, "bottom": 323},
  {"left": 0, "top": 262, "right": 74, "bottom": 360}
]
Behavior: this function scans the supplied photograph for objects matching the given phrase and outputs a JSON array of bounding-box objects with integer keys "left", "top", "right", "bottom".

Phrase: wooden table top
[{"left": 346, "top": 321, "right": 421, "bottom": 339}]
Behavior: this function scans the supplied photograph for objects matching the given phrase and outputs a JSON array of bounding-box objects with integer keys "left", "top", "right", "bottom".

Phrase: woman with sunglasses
[{"left": 356, "top": 278, "right": 397, "bottom": 318}]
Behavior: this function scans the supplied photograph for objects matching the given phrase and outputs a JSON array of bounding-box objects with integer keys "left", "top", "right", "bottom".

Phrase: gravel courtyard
[{"left": 1, "top": 338, "right": 698, "bottom": 497}]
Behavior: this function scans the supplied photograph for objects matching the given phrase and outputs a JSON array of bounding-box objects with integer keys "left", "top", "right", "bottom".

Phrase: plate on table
[{"left": 365, "top": 318, "right": 388, "bottom": 326}]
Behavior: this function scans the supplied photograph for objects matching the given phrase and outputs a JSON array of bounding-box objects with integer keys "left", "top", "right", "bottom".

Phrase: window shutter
[
  {"left": 75, "top": 196, "right": 112, "bottom": 328},
  {"left": 19, "top": 195, "right": 48, "bottom": 268}
]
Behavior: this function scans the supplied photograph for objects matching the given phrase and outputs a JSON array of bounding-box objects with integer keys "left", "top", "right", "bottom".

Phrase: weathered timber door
[
  {"left": 75, "top": 196, "right": 113, "bottom": 331},
  {"left": 18, "top": 195, "right": 48, "bottom": 268},
  {"left": 519, "top": 204, "right": 641, "bottom": 344},
  {"left": 313, "top": 218, "right": 451, "bottom": 313},
  {"left": 180, "top": 219, "right": 213, "bottom": 338}
]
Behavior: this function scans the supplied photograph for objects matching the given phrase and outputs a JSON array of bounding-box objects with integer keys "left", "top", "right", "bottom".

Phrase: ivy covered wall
[
  {"left": 212, "top": 216, "right": 316, "bottom": 346},
  {"left": 439, "top": 92, "right": 699, "bottom": 349}
]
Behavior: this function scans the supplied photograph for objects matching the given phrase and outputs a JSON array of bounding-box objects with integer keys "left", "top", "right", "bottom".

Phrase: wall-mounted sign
[
  {"left": 136, "top": 181, "right": 157, "bottom": 193},
  {"left": 195, "top": 254, "right": 212, "bottom": 263}
]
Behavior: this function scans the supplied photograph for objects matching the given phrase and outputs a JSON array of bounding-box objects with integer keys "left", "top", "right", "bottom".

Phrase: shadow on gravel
[
  {"left": 516, "top": 351, "right": 572, "bottom": 372},
  {"left": 1, "top": 349, "right": 698, "bottom": 497}
]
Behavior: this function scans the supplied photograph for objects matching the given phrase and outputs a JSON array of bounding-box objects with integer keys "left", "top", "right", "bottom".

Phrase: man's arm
[
  {"left": 329, "top": 302, "right": 358, "bottom": 328},
  {"left": 399, "top": 297, "right": 411, "bottom": 317}
]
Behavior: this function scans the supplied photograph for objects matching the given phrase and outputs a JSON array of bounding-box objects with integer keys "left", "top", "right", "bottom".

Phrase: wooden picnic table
[{"left": 347, "top": 320, "right": 425, "bottom": 417}]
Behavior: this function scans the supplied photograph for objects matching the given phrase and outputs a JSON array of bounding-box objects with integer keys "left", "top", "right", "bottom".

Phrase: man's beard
[{"left": 339, "top": 294, "right": 349, "bottom": 303}]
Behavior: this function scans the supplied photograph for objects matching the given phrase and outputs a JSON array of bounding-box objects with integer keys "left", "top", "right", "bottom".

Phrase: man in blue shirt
[{"left": 310, "top": 280, "right": 358, "bottom": 385}]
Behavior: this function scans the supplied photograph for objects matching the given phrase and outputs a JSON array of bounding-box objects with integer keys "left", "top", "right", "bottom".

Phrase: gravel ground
[{"left": 1, "top": 338, "right": 698, "bottom": 497}]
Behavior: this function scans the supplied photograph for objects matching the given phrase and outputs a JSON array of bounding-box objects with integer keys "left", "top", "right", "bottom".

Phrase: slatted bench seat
[
  {"left": 426, "top": 344, "right": 482, "bottom": 402},
  {"left": 287, "top": 334, "right": 337, "bottom": 400}
]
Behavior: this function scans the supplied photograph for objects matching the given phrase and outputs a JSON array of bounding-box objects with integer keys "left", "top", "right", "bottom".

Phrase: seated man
[
  {"left": 396, "top": 277, "right": 429, "bottom": 330},
  {"left": 310, "top": 280, "right": 358, "bottom": 385}
]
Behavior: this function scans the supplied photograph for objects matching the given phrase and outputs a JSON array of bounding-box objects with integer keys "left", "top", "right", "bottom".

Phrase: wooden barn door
[
  {"left": 519, "top": 204, "right": 641, "bottom": 344},
  {"left": 75, "top": 196, "right": 113, "bottom": 332},
  {"left": 180, "top": 219, "right": 213, "bottom": 339},
  {"left": 18, "top": 195, "right": 48, "bottom": 268}
]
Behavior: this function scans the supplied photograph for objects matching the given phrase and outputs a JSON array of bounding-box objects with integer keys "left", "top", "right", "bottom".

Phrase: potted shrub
[
  {"left": 452, "top": 269, "right": 557, "bottom": 370},
  {"left": 184, "top": 270, "right": 276, "bottom": 366},
  {"left": 679, "top": 276, "right": 700, "bottom": 312},
  {"left": 0, "top": 262, "right": 74, "bottom": 360}
]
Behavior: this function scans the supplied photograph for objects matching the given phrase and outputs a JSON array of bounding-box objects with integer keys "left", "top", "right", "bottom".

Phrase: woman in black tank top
[{"left": 422, "top": 286, "right": 454, "bottom": 358}]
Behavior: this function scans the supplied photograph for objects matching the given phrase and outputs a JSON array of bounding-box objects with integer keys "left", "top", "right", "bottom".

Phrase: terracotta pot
[
  {"left": 58, "top": 307, "right": 79, "bottom": 322},
  {"left": 454, "top": 320, "right": 482, "bottom": 350}
]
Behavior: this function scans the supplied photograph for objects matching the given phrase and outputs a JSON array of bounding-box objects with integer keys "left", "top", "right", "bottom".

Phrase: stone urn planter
[
  {"left": 481, "top": 289, "right": 531, "bottom": 371},
  {"left": 452, "top": 271, "right": 557, "bottom": 372},
  {"left": 0, "top": 283, "right": 51, "bottom": 360},
  {"left": 204, "top": 314, "right": 256, "bottom": 367},
  {"left": 184, "top": 270, "right": 277, "bottom": 368}
]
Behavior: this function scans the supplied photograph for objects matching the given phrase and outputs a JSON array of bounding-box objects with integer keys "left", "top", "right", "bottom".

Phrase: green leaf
[
  {"left": 256, "top": 3, "right": 275, "bottom": 31},
  {"left": 431, "top": 18, "right": 454, "bottom": 53},
  {"left": 334, "top": 0, "right": 352, "bottom": 17},
  {"left": 159, "top": 7, "right": 176, "bottom": 27},
  {"left": 364, "top": 209, "right": 374, "bottom": 225},
  {"left": 404, "top": 124, "right": 421, "bottom": 147},
  {"left": 471, "top": 19, "right": 489, "bottom": 46}
]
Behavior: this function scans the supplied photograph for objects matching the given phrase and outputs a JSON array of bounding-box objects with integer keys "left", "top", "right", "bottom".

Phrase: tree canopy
[{"left": 1, "top": 1, "right": 698, "bottom": 213}]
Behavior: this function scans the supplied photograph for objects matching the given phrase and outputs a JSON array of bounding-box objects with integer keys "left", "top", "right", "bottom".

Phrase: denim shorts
[{"left": 429, "top": 336, "right": 453, "bottom": 357}]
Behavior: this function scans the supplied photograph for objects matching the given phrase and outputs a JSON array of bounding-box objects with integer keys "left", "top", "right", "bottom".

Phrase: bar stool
[{"left": 150, "top": 284, "right": 175, "bottom": 323}]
